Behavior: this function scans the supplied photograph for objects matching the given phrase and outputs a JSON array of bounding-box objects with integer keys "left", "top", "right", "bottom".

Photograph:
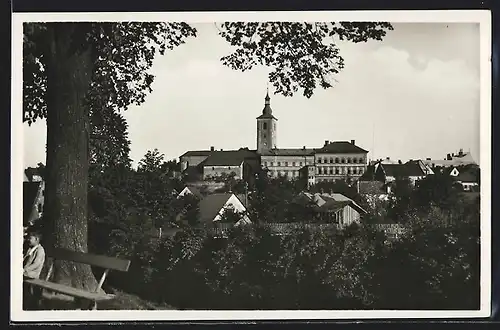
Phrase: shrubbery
[{"left": 82, "top": 151, "right": 480, "bottom": 310}]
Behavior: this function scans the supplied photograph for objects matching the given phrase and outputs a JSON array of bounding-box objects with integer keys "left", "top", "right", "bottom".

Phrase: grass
[{"left": 31, "top": 289, "right": 175, "bottom": 310}]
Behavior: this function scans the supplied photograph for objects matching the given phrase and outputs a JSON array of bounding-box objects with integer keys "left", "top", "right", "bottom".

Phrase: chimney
[
  {"left": 386, "top": 157, "right": 390, "bottom": 160},
  {"left": 351, "top": 139, "right": 355, "bottom": 145},
  {"left": 303, "top": 146, "right": 306, "bottom": 150},
  {"left": 210, "top": 146, "right": 214, "bottom": 151},
  {"left": 220, "top": 149, "right": 223, "bottom": 151},
  {"left": 459, "top": 148, "right": 463, "bottom": 156},
  {"left": 426, "top": 157, "right": 431, "bottom": 161},
  {"left": 324, "top": 140, "right": 329, "bottom": 147}
]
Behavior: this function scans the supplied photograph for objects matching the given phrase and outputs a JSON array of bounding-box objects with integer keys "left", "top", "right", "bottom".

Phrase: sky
[{"left": 22, "top": 22, "right": 481, "bottom": 169}]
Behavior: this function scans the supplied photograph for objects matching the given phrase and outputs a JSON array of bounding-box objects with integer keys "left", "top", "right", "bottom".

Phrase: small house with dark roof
[
  {"left": 374, "top": 161, "right": 428, "bottom": 185},
  {"left": 293, "top": 192, "right": 367, "bottom": 226},
  {"left": 198, "top": 193, "right": 251, "bottom": 226}
]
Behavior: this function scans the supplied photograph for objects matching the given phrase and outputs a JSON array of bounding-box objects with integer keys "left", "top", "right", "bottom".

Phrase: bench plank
[
  {"left": 25, "top": 278, "right": 116, "bottom": 302},
  {"left": 47, "top": 248, "right": 131, "bottom": 272}
]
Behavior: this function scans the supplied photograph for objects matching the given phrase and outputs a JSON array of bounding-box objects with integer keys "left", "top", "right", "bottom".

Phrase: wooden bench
[{"left": 24, "top": 248, "right": 131, "bottom": 310}]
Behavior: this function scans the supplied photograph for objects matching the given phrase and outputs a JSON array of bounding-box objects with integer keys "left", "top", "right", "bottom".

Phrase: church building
[{"left": 179, "top": 89, "right": 369, "bottom": 186}]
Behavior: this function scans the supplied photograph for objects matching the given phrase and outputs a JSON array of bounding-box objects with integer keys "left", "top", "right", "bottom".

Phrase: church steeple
[
  {"left": 260, "top": 86, "right": 275, "bottom": 118},
  {"left": 256, "top": 85, "right": 278, "bottom": 153}
]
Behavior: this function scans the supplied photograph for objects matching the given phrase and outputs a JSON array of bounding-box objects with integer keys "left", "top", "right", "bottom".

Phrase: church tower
[{"left": 256, "top": 88, "right": 277, "bottom": 153}]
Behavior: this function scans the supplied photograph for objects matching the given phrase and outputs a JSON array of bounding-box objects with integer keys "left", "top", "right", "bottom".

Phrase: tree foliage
[
  {"left": 24, "top": 22, "right": 197, "bottom": 124},
  {"left": 217, "top": 22, "right": 393, "bottom": 98}
]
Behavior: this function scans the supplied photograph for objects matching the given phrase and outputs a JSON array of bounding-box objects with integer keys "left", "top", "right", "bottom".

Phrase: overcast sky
[{"left": 23, "top": 22, "right": 481, "bottom": 169}]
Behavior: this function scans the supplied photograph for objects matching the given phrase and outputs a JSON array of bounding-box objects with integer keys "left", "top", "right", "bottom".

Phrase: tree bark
[{"left": 43, "top": 23, "right": 99, "bottom": 292}]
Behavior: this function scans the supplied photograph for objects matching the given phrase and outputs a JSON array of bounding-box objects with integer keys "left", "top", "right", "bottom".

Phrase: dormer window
[{"left": 263, "top": 123, "right": 267, "bottom": 130}]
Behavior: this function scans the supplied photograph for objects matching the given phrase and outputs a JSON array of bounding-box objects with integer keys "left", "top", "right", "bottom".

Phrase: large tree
[
  {"left": 23, "top": 21, "right": 392, "bottom": 291},
  {"left": 23, "top": 22, "right": 197, "bottom": 291}
]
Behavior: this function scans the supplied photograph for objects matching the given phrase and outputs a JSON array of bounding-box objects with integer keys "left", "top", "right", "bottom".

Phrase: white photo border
[{"left": 11, "top": 9, "right": 492, "bottom": 322}]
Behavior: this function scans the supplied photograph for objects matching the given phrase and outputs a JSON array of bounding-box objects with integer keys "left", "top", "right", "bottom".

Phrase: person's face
[{"left": 28, "top": 236, "right": 39, "bottom": 247}]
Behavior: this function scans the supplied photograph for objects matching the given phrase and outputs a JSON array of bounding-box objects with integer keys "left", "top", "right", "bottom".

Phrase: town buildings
[
  {"left": 422, "top": 149, "right": 477, "bottom": 168},
  {"left": 179, "top": 90, "right": 369, "bottom": 185}
]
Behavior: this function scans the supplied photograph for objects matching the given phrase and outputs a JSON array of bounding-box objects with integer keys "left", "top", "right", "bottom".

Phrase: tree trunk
[{"left": 43, "top": 23, "right": 98, "bottom": 292}]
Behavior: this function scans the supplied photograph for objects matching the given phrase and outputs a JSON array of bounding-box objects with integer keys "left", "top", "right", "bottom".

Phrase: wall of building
[
  {"left": 180, "top": 155, "right": 210, "bottom": 171},
  {"left": 203, "top": 164, "right": 243, "bottom": 180},
  {"left": 256, "top": 119, "right": 277, "bottom": 152},
  {"left": 315, "top": 152, "right": 367, "bottom": 182},
  {"left": 342, "top": 204, "right": 361, "bottom": 226},
  {"left": 262, "top": 155, "right": 314, "bottom": 179}
]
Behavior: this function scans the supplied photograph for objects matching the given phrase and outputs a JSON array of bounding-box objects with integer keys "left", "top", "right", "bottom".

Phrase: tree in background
[
  {"left": 23, "top": 21, "right": 393, "bottom": 291},
  {"left": 387, "top": 175, "right": 414, "bottom": 222},
  {"left": 412, "top": 172, "right": 463, "bottom": 213}
]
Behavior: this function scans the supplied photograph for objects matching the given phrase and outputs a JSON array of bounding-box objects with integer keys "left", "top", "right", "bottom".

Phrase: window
[
  {"left": 292, "top": 162, "right": 296, "bottom": 166},
  {"left": 300, "top": 162, "right": 303, "bottom": 166},
  {"left": 271, "top": 162, "right": 274, "bottom": 166},
  {"left": 277, "top": 162, "right": 281, "bottom": 166},
  {"left": 353, "top": 158, "right": 358, "bottom": 164},
  {"left": 317, "top": 158, "right": 322, "bottom": 163},
  {"left": 329, "top": 168, "right": 333, "bottom": 175},
  {"left": 285, "top": 162, "right": 288, "bottom": 166},
  {"left": 341, "top": 158, "right": 346, "bottom": 164},
  {"left": 330, "top": 157, "right": 333, "bottom": 163},
  {"left": 347, "top": 157, "right": 352, "bottom": 163},
  {"left": 335, "top": 168, "right": 340, "bottom": 174},
  {"left": 228, "top": 166, "right": 231, "bottom": 170},
  {"left": 263, "top": 122, "right": 267, "bottom": 129},
  {"left": 212, "top": 167, "right": 215, "bottom": 170},
  {"left": 335, "top": 157, "right": 339, "bottom": 163},
  {"left": 359, "top": 157, "right": 364, "bottom": 164},
  {"left": 347, "top": 168, "right": 351, "bottom": 175}
]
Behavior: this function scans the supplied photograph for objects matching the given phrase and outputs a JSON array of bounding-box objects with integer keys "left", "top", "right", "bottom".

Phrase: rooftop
[
  {"left": 379, "top": 162, "right": 426, "bottom": 178},
  {"left": 198, "top": 193, "right": 235, "bottom": 223},
  {"left": 315, "top": 141, "right": 368, "bottom": 154}
]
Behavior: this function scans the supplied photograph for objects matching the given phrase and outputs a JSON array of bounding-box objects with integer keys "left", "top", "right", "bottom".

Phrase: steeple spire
[
  {"left": 265, "top": 83, "right": 270, "bottom": 105},
  {"left": 256, "top": 83, "right": 277, "bottom": 120},
  {"left": 264, "top": 84, "right": 272, "bottom": 112}
]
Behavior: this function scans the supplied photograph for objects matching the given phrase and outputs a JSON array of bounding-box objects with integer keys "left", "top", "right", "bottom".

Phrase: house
[
  {"left": 198, "top": 193, "right": 251, "bottom": 227},
  {"left": 423, "top": 149, "right": 477, "bottom": 168},
  {"left": 177, "top": 186, "right": 204, "bottom": 199},
  {"left": 180, "top": 148, "right": 260, "bottom": 182},
  {"left": 23, "top": 181, "right": 45, "bottom": 230},
  {"left": 374, "top": 161, "right": 428, "bottom": 186},
  {"left": 294, "top": 192, "right": 367, "bottom": 227}
]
